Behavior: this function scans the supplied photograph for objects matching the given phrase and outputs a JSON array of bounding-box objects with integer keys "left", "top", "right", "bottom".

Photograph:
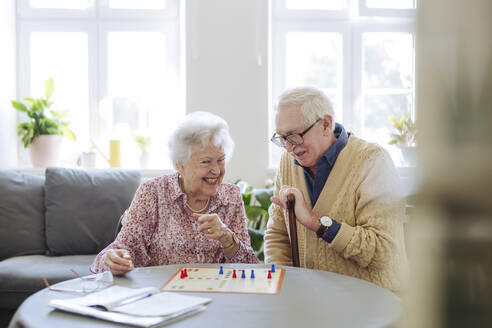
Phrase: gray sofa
[{"left": 0, "top": 167, "right": 141, "bottom": 325}]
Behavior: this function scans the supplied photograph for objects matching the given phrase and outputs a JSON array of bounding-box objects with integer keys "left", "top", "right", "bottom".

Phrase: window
[
  {"left": 271, "top": 0, "right": 416, "bottom": 167},
  {"left": 17, "top": 0, "right": 181, "bottom": 169}
]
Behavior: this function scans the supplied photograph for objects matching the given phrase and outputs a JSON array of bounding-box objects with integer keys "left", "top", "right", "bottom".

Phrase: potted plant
[
  {"left": 12, "top": 78, "right": 76, "bottom": 168},
  {"left": 133, "top": 134, "right": 151, "bottom": 169},
  {"left": 388, "top": 115, "right": 417, "bottom": 165},
  {"left": 234, "top": 179, "right": 273, "bottom": 262}
]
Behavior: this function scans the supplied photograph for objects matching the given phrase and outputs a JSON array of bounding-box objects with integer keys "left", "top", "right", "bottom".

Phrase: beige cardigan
[{"left": 264, "top": 136, "right": 408, "bottom": 293}]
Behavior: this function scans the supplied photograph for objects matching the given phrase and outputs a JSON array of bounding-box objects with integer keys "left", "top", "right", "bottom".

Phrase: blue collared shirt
[{"left": 294, "top": 122, "right": 349, "bottom": 208}]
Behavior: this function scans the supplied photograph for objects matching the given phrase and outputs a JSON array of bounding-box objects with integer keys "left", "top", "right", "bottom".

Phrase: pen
[{"left": 115, "top": 292, "right": 153, "bottom": 308}]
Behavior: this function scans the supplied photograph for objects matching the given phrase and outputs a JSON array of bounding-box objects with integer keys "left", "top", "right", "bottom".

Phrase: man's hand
[{"left": 270, "top": 185, "right": 320, "bottom": 232}]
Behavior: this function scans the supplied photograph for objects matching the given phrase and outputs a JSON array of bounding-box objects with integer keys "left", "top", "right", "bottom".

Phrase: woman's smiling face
[{"left": 177, "top": 143, "right": 226, "bottom": 199}]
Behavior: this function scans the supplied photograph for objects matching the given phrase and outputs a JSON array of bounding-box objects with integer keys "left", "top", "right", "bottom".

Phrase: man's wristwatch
[{"left": 316, "top": 216, "right": 333, "bottom": 238}]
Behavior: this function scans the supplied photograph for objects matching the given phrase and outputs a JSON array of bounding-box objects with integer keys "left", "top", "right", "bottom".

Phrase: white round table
[{"left": 9, "top": 264, "right": 403, "bottom": 328}]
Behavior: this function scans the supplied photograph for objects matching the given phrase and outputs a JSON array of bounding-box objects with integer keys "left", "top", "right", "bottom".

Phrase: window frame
[
  {"left": 17, "top": 21, "right": 96, "bottom": 165},
  {"left": 358, "top": 0, "right": 417, "bottom": 18},
  {"left": 352, "top": 22, "right": 416, "bottom": 135},
  {"left": 273, "top": 0, "right": 349, "bottom": 20},
  {"left": 98, "top": 0, "right": 178, "bottom": 19},
  {"left": 16, "top": 0, "right": 180, "bottom": 168},
  {"left": 17, "top": 0, "right": 97, "bottom": 19},
  {"left": 270, "top": 0, "right": 416, "bottom": 168}
]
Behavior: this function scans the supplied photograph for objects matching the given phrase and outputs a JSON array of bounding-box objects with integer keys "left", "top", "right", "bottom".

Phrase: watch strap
[
  {"left": 321, "top": 220, "right": 342, "bottom": 243},
  {"left": 316, "top": 224, "right": 328, "bottom": 238}
]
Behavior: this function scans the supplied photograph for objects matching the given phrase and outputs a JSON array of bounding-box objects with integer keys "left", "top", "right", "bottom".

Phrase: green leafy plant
[
  {"left": 12, "top": 78, "right": 76, "bottom": 148},
  {"left": 388, "top": 115, "right": 417, "bottom": 148},
  {"left": 235, "top": 179, "right": 273, "bottom": 262},
  {"left": 133, "top": 134, "right": 151, "bottom": 152}
]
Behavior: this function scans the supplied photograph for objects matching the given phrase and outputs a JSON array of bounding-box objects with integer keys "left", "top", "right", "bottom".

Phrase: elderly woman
[{"left": 91, "top": 112, "right": 258, "bottom": 275}]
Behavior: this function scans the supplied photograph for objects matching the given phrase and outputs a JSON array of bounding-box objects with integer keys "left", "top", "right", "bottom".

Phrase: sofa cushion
[
  {"left": 0, "top": 255, "right": 94, "bottom": 309},
  {"left": 44, "top": 168, "right": 140, "bottom": 255},
  {"left": 0, "top": 171, "right": 46, "bottom": 261}
]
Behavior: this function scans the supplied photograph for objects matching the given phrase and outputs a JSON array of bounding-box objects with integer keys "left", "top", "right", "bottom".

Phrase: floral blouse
[{"left": 91, "top": 172, "right": 258, "bottom": 273}]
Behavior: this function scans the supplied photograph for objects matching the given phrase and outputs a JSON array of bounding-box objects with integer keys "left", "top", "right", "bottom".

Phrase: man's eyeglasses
[{"left": 270, "top": 119, "right": 321, "bottom": 148}]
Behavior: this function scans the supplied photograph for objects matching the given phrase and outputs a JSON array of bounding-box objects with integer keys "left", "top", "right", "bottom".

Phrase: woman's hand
[
  {"left": 104, "top": 249, "right": 134, "bottom": 275},
  {"left": 270, "top": 185, "right": 319, "bottom": 232},
  {"left": 192, "top": 213, "right": 231, "bottom": 246}
]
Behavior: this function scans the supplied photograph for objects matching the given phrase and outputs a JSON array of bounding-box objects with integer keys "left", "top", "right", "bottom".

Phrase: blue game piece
[
  {"left": 250, "top": 269, "right": 255, "bottom": 279},
  {"left": 241, "top": 269, "right": 246, "bottom": 279},
  {"left": 219, "top": 266, "right": 223, "bottom": 274},
  {"left": 271, "top": 264, "right": 275, "bottom": 273}
]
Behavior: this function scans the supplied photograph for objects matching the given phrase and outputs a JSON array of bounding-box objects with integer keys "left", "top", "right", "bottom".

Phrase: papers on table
[
  {"left": 113, "top": 292, "right": 212, "bottom": 317},
  {"left": 49, "top": 285, "right": 211, "bottom": 327},
  {"left": 68, "top": 286, "right": 158, "bottom": 311}
]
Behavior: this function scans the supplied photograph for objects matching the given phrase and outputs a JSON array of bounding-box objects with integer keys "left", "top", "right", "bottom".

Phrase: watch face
[{"left": 320, "top": 216, "right": 332, "bottom": 227}]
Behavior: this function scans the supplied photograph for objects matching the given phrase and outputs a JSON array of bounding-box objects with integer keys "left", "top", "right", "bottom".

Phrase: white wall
[
  {"left": 0, "top": 0, "right": 17, "bottom": 168},
  {"left": 186, "top": 0, "right": 271, "bottom": 188}
]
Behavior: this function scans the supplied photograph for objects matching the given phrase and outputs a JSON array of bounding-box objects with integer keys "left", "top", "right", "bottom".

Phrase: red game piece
[
  {"left": 183, "top": 268, "right": 188, "bottom": 278},
  {"left": 180, "top": 270, "right": 185, "bottom": 279},
  {"left": 232, "top": 269, "right": 237, "bottom": 279},
  {"left": 267, "top": 270, "right": 272, "bottom": 279}
]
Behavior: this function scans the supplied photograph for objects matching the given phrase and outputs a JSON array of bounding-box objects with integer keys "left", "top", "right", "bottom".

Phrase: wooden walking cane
[{"left": 287, "top": 194, "right": 300, "bottom": 267}]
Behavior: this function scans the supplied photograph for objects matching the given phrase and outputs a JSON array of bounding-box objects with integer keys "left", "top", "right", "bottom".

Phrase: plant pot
[
  {"left": 28, "top": 135, "right": 63, "bottom": 168},
  {"left": 401, "top": 146, "right": 417, "bottom": 166}
]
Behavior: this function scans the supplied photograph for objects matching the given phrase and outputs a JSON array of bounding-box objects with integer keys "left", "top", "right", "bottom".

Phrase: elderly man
[{"left": 264, "top": 86, "right": 408, "bottom": 293}]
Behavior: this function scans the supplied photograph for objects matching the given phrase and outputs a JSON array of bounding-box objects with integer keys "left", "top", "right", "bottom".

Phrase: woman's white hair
[
  {"left": 168, "top": 111, "right": 235, "bottom": 169},
  {"left": 276, "top": 86, "right": 336, "bottom": 130}
]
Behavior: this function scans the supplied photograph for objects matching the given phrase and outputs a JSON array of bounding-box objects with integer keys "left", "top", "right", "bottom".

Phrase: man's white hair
[
  {"left": 168, "top": 111, "right": 234, "bottom": 169},
  {"left": 276, "top": 86, "right": 336, "bottom": 130}
]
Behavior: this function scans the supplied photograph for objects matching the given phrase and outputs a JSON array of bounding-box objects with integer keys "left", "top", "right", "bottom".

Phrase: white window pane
[
  {"left": 30, "top": 32, "right": 89, "bottom": 164},
  {"left": 363, "top": 33, "right": 414, "bottom": 89},
  {"left": 363, "top": 94, "right": 412, "bottom": 139},
  {"left": 366, "top": 0, "right": 415, "bottom": 9},
  {"left": 324, "top": 91, "right": 341, "bottom": 120},
  {"left": 107, "top": 31, "right": 181, "bottom": 169},
  {"left": 108, "top": 0, "right": 165, "bottom": 9},
  {"left": 286, "top": 32, "right": 343, "bottom": 118},
  {"left": 30, "top": 0, "right": 91, "bottom": 9},
  {"left": 362, "top": 93, "right": 413, "bottom": 165},
  {"left": 286, "top": 0, "right": 346, "bottom": 10},
  {"left": 286, "top": 33, "right": 341, "bottom": 89}
]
